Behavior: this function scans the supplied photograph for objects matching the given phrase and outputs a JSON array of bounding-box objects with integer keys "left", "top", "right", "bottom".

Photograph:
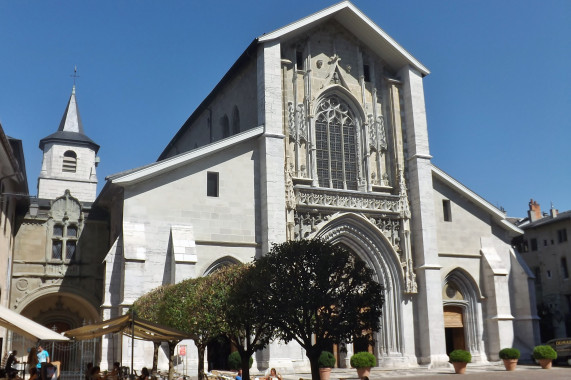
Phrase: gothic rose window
[{"left": 315, "top": 95, "right": 358, "bottom": 190}]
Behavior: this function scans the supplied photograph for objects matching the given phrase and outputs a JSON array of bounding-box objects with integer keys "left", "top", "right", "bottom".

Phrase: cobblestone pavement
[{"left": 277, "top": 363, "right": 571, "bottom": 380}]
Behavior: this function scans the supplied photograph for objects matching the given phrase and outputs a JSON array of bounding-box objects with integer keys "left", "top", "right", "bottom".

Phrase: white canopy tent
[{"left": 0, "top": 304, "right": 69, "bottom": 342}]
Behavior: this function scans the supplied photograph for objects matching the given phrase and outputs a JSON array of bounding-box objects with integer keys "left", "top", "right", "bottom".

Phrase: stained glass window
[{"left": 315, "top": 95, "right": 358, "bottom": 190}]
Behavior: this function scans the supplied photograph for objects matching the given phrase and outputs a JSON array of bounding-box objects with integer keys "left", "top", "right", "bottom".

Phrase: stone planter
[
  {"left": 452, "top": 362, "right": 467, "bottom": 374},
  {"left": 538, "top": 358, "right": 552, "bottom": 369},
  {"left": 356, "top": 367, "right": 371, "bottom": 379},
  {"left": 502, "top": 359, "right": 518, "bottom": 371},
  {"left": 319, "top": 368, "right": 332, "bottom": 380}
]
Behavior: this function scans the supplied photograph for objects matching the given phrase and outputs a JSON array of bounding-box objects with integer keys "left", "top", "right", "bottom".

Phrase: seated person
[
  {"left": 108, "top": 362, "right": 121, "bottom": 379},
  {"left": 85, "top": 363, "right": 93, "bottom": 380},
  {"left": 235, "top": 369, "right": 242, "bottom": 380},
  {"left": 138, "top": 367, "right": 150, "bottom": 380},
  {"left": 265, "top": 368, "right": 282, "bottom": 380},
  {"left": 5, "top": 350, "right": 19, "bottom": 379},
  {"left": 88, "top": 366, "right": 102, "bottom": 380}
]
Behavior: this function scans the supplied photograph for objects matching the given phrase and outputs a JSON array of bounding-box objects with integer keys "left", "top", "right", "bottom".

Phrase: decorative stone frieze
[{"left": 294, "top": 186, "right": 401, "bottom": 213}]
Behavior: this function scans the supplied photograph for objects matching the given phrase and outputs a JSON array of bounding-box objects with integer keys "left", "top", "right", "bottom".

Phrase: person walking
[{"left": 36, "top": 345, "right": 50, "bottom": 370}]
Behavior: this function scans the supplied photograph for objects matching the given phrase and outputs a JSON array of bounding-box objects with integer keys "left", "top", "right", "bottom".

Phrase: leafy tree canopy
[
  {"left": 252, "top": 239, "right": 384, "bottom": 380},
  {"left": 223, "top": 264, "right": 275, "bottom": 380}
]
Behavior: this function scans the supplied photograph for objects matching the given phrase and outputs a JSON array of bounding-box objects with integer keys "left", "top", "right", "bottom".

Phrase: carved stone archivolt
[{"left": 290, "top": 185, "right": 417, "bottom": 294}]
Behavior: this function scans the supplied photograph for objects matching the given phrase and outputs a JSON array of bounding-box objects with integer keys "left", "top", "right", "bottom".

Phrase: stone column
[
  {"left": 398, "top": 65, "right": 448, "bottom": 367},
  {"left": 257, "top": 40, "right": 287, "bottom": 256}
]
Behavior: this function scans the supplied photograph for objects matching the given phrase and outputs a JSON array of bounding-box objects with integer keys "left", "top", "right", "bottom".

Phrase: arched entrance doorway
[
  {"left": 20, "top": 293, "right": 100, "bottom": 329},
  {"left": 203, "top": 256, "right": 242, "bottom": 371},
  {"left": 443, "top": 269, "right": 484, "bottom": 359},
  {"left": 443, "top": 305, "right": 465, "bottom": 354},
  {"left": 314, "top": 213, "right": 410, "bottom": 366},
  {"left": 207, "top": 336, "right": 232, "bottom": 371},
  {"left": 10, "top": 291, "right": 101, "bottom": 377}
]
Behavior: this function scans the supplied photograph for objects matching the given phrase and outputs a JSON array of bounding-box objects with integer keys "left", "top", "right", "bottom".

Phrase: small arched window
[
  {"left": 62, "top": 150, "right": 77, "bottom": 173},
  {"left": 232, "top": 106, "right": 240, "bottom": 134},
  {"left": 315, "top": 95, "right": 358, "bottom": 190}
]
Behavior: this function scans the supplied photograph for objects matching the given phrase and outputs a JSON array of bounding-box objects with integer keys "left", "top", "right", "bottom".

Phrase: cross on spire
[{"left": 70, "top": 66, "right": 80, "bottom": 86}]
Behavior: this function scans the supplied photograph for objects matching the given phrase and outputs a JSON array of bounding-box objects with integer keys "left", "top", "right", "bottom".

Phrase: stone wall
[
  {"left": 161, "top": 58, "right": 259, "bottom": 158},
  {"left": 38, "top": 142, "right": 98, "bottom": 202}
]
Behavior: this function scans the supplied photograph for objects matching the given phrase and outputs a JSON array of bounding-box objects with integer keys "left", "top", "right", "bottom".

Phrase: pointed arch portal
[
  {"left": 443, "top": 268, "right": 483, "bottom": 357},
  {"left": 314, "top": 213, "right": 406, "bottom": 360}
]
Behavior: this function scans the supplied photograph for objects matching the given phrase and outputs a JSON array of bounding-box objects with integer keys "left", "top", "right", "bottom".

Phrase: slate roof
[
  {"left": 519, "top": 210, "right": 571, "bottom": 229},
  {"left": 39, "top": 86, "right": 99, "bottom": 152}
]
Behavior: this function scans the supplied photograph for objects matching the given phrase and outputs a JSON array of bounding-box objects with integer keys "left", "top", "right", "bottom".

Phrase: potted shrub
[
  {"left": 448, "top": 349, "right": 471, "bottom": 374},
  {"left": 350, "top": 351, "right": 376, "bottom": 379},
  {"left": 533, "top": 345, "right": 557, "bottom": 369},
  {"left": 498, "top": 348, "right": 520, "bottom": 371},
  {"left": 318, "top": 351, "right": 336, "bottom": 380}
]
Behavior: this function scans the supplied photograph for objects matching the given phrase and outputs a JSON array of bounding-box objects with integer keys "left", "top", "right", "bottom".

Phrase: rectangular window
[
  {"left": 530, "top": 238, "right": 538, "bottom": 251},
  {"left": 207, "top": 172, "right": 219, "bottom": 197},
  {"left": 443, "top": 200, "right": 452, "bottom": 222},
  {"left": 296, "top": 50, "right": 303, "bottom": 69},
  {"left": 547, "top": 270, "right": 552, "bottom": 279},
  {"left": 558, "top": 229, "right": 568, "bottom": 243},
  {"left": 562, "top": 257, "right": 569, "bottom": 279},
  {"left": 67, "top": 225, "right": 77, "bottom": 237},
  {"left": 66, "top": 241, "right": 76, "bottom": 260},
  {"left": 544, "top": 240, "right": 548, "bottom": 246},
  {"left": 53, "top": 225, "right": 63, "bottom": 237},
  {"left": 52, "top": 240, "right": 63, "bottom": 260},
  {"left": 363, "top": 64, "right": 371, "bottom": 82}
]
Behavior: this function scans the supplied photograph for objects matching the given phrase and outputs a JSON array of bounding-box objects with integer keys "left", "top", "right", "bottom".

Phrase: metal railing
[{"left": 7, "top": 332, "right": 99, "bottom": 379}]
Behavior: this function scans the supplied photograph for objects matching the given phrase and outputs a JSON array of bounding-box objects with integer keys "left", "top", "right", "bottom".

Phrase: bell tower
[{"left": 37, "top": 85, "right": 100, "bottom": 202}]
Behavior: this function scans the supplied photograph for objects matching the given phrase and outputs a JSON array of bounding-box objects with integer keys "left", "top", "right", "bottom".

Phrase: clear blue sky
[{"left": 1, "top": 0, "right": 569, "bottom": 217}]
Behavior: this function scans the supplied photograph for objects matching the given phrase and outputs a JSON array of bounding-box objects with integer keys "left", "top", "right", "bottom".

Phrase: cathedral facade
[{"left": 93, "top": 1, "right": 539, "bottom": 373}]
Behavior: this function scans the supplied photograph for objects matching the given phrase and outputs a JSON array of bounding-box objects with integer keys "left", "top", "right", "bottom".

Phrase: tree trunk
[
  {"left": 152, "top": 342, "right": 160, "bottom": 375},
  {"left": 197, "top": 345, "right": 206, "bottom": 380},
  {"left": 307, "top": 349, "right": 321, "bottom": 380},
  {"left": 241, "top": 350, "right": 252, "bottom": 380},
  {"left": 168, "top": 342, "right": 176, "bottom": 380}
]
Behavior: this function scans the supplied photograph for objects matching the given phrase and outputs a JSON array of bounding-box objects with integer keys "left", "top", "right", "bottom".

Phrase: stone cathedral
[{"left": 92, "top": 1, "right": 539, "bottom": 373}]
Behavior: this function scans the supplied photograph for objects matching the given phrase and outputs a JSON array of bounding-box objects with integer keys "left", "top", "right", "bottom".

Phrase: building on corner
[
  {"left": 0, "top": 122, "right": 28, "bottom": 359},
  {"left": 513, "top": 199, "right": 571, "bottom": 341}
]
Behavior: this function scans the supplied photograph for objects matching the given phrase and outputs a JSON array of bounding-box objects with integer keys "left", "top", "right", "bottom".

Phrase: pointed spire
[
  {"left": 57, "top": 86, "right": 85, "bottom": 134},
  {"left": 39, "top": 84, "right": 99, "bottom": 153}
]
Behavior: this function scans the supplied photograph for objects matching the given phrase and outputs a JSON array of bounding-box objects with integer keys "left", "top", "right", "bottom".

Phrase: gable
[{"left": 259, "top": 1, "right": 429, "bottom": 76}]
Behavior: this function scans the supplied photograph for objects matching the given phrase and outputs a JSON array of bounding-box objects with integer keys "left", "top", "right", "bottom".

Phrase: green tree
[
  {"left": 161, "top": 273, "right": 230, "bottom": 380},
  {"left": 132, "top": 285, "right": 170, "bottom": 374},
  {"left": 223, "top": 264, "right": 274, "bottom": 380},
  {"left": 253, "top": 239, "right": 384, "bottom": 380}
]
